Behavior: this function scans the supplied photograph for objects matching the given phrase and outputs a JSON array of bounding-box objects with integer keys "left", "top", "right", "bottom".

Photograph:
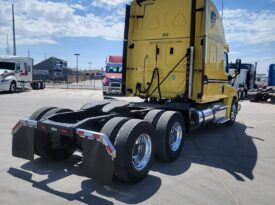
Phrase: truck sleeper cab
[
  {"left": 12, "top": 0, "right": 239, "bottom": 184},
  {"left": 0, "top": 56, "right": 45, "bottom": 92}
]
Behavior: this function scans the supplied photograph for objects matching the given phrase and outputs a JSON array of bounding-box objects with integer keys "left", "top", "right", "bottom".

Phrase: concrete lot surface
[{"left": 0, "top": 89, "right": 275, "bottom": 205}]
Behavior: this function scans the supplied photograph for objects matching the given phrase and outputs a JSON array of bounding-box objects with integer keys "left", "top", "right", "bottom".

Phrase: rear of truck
[{"left": 12, "top": 0, "right": 239, "bottom": 184}]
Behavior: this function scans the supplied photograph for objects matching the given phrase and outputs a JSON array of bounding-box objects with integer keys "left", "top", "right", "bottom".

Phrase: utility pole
[
  {"left": 222, "top": 0, "right": 224, "bottom": 20},
  {"left": 12, "top": 3, "right": 16, "bottom": 56},
  {"left": 74, "top": 53, "right": 80, "bottom": 84},
  {"left": 28, "top": 50, "right": 30, "bottom": 57},
  {"left": 6, "top": 34, "right": 10, "bottom": 55}
]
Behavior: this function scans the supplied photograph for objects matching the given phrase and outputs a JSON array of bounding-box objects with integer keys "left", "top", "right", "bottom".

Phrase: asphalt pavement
[{"left": 0, "top": 88, "right": 274, "bottom": 205}]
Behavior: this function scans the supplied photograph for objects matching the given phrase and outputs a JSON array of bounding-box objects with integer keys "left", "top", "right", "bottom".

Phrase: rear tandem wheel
[
  {"left": 154, "top": 111, "right": 185, "bottom": 162},
  {"left": 113, "top": 119, "right": 155, "bottom": 183},
  {"left": 33, "top": 107, "right": 75, "bottom": 161}
]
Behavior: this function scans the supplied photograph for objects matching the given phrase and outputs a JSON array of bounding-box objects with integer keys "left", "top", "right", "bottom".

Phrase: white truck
[
  {"left": 0, "top": 56, "right": 45, "bottom": 93},
  {"left": 229, "top": 63, "right": 256, "bottom": 100}
]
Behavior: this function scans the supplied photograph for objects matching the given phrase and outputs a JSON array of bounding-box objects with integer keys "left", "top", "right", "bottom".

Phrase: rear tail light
[
  {"left": 12, "top": 121, "right": 22, "bottom": 134},
  {"left": 93, "top": 134, "right": 101, "bottom": 140},
  {"left": 39, "top": 124, "right": 48, "bottom": 130},
  {"left": 77, "top": 130, "right": 85, "bottom": 137},
  {"left": 106, "top": 145, "right": 114, "bottom": 156},
  {"left": 60, "top": 128, "right": 70, "bottom": 135}
]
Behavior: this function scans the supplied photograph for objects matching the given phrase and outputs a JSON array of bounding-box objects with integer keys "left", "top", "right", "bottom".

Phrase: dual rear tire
[
  {"left": 101, "top": 118, "right": 155, "bottom": 183},
  {"left": 100, "top": 110, "right": 185, "bottom": 183},
  {"left": 30, "top": 106, "right": 185, "bottom": 183},
  {"left": 30, "top": 107, "right": 74, "bottom": 161}
]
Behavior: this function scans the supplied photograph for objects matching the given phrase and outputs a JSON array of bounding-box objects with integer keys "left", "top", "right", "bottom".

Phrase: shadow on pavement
[
  {"left": 153, "top": 122, "right": 258, "bottom": 181},
  {"left": 8, "top": 155, "right": 161, "bottom": 205},
  {"left": 0, "top": 89, "right": 31, "bottom": 95}
]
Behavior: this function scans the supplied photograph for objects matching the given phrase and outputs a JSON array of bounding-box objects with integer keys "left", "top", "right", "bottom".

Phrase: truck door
[
  {"left": 14, "top": 63, "right": 21, "bottom": 81},
  {"left": 202, "top": 0, "right": 229, "bottom": 102}
]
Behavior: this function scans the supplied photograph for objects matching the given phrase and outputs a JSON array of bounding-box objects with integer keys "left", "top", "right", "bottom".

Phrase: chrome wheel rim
[
  {"left": 169, "top": 122, "right": 182, "bottom": 152},
  {"left": 132, "top": 134, "right": 152, "bottom": 171},
  {"left": 231, "top": 103, "right": 237, "bottom": 121}
]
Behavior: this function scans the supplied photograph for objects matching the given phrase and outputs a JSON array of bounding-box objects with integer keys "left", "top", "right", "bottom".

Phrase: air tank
[{"left": 269, "top": 64, "right": 275, "bottom": 86}]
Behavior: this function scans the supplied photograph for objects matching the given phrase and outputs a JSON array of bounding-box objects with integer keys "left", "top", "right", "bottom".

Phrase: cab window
[
  {"left": 15, "top": 63, "right": 20, "bottom": 72},
  {"left": 224, "top": 53, "right": 229, "bottom": 73}
]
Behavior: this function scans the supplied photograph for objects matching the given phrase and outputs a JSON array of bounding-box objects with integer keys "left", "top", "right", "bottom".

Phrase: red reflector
[
  {"left": 12, "top": 121, "right": 21, "bottom": 132},
  {"left": 93, "top": 134, "right": 101, "bottom": 140},
  {"left": 40, "top": 125, "right": 48, "bottom": 130},
  {"left": 77, "top": 130, "right": 85, "bottom": 136},
  {"left": 60, "top": 128, "right": 70, "bottom": 135},
  {"left": 106, "top": 145, "right": 113, "bottom": 155}
]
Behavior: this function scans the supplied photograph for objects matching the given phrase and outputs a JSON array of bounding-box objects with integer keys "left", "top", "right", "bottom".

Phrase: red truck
[{"left": 102, "top": 55, "right": 122, "bottom": 95}]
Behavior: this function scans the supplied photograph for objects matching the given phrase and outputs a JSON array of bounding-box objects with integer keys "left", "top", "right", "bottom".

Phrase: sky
[{"left": 0, "top": 0, "right": 275, "bottom": 74}]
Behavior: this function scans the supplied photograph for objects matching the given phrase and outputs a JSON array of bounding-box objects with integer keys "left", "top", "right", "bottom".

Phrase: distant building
[{"left": 33, "top": 57, "right": 71, "bottom": 81}]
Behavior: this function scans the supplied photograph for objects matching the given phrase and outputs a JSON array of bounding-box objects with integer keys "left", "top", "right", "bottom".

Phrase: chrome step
[{"left": 217, "top": 118, "right": 230, "bottom": 124}]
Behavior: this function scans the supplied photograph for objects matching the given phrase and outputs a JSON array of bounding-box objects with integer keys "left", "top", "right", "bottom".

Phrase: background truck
[
  {"left": 0, "top": 56, "right": 45, "bottom": 92},
  {"left": 247, "top": 64, "right": 275, "bottom": 103},
  {"left": 228, "top": 63, "right": 256, "bottom": 100},
  {"left": 102, "top": 55, "right": 123, "bottom": 95},
  {"left": 12, "top": 0, "right": 240, "bottom": 184}
]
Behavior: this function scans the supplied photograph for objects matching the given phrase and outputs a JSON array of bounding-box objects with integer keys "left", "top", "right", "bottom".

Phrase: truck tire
[
  {"left": 38, "top": 82, "right": 42, "bottom": 89},
  {"left": 29, "top": 107, "right": 56, "bottom": 121},
  {"left": 102, "top": 100, "right": 129, "bottom": 113},
  {"left": 80, "top": 100, "right": 111, "bottom": 111},
  {"left": 155, "top": 111, "right": 185, "bottom": 162},
  {"left": 144, "top": 109, "right": 165, "bottom": 130},
  {"left": 29, "top": 107, "right": 57, "bottom": 155},
  {"left": 114, "top": 119, "right": 154, "bottom": 183},
  {"left": 42, "top": 81, "right": 45, "bottom": 89},
  {"left": 35, "top": 108, "right": 75, "bottom": 161},
  {"left": 225, "top": 98, "right": 238, "bottom": 126},
  {"left": 241, "top": 90, "right": 245, "bottom": 100},
  {"left": 9, "top": 81, "right": 16, "bottom": 93},
  {"left": 40, "top": 107, "right": 72, "bottom": 120},
  {"left": 100, "top": 117, "right": 129, "bottom": 143},
  {"left": 33, "top": 82, "right": 37, "bottom": 90}
]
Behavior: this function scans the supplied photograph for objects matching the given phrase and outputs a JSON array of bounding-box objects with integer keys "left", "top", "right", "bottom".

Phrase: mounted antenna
[{"left": 12, "top": 3, "right": 17, "bottom": 56}]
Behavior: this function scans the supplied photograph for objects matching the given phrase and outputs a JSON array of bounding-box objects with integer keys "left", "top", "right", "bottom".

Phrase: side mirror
[
  {"left": 235, "top": 59, "right": 242, "bottom": 74},
  {"left": 136, "top": 0, "right": 145, "bottom": 6}
]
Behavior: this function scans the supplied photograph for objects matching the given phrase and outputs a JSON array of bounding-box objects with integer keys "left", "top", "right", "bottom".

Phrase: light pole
[{"left": 74, "top": 53, "right": 80, "bottom": 84}]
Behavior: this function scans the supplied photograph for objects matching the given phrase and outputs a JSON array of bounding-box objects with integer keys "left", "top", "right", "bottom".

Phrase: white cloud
[
  {"left": 0, "top": 0, "right": 127, "bottom": 48},
  {"left": 223, "top": 9, "right": 275, "bottom": 45},
  {"left": 91, "top": 0, "right": 130, "bottom": 8}
]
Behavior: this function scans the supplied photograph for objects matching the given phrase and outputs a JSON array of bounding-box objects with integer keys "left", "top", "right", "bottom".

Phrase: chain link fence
[{"left": 46, "top": 79, "right": 103, "bottom": 90}]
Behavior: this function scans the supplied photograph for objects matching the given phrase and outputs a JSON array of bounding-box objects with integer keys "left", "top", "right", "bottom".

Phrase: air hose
[{"left": 146, "top": 52, "right": 188, "bottom": 100}]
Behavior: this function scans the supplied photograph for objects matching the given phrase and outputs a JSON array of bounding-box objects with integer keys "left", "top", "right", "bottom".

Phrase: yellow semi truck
[{"left": 12, "top": 0, "right": 241, "bottom": 184}]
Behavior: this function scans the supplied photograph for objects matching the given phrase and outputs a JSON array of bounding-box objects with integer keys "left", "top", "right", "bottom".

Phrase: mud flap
[
  {"left": 82, "top": 138, "right": 114, "bottom": 184},
  {"left": 12, "top": 126, "right": 35, "bottom": 160}
]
